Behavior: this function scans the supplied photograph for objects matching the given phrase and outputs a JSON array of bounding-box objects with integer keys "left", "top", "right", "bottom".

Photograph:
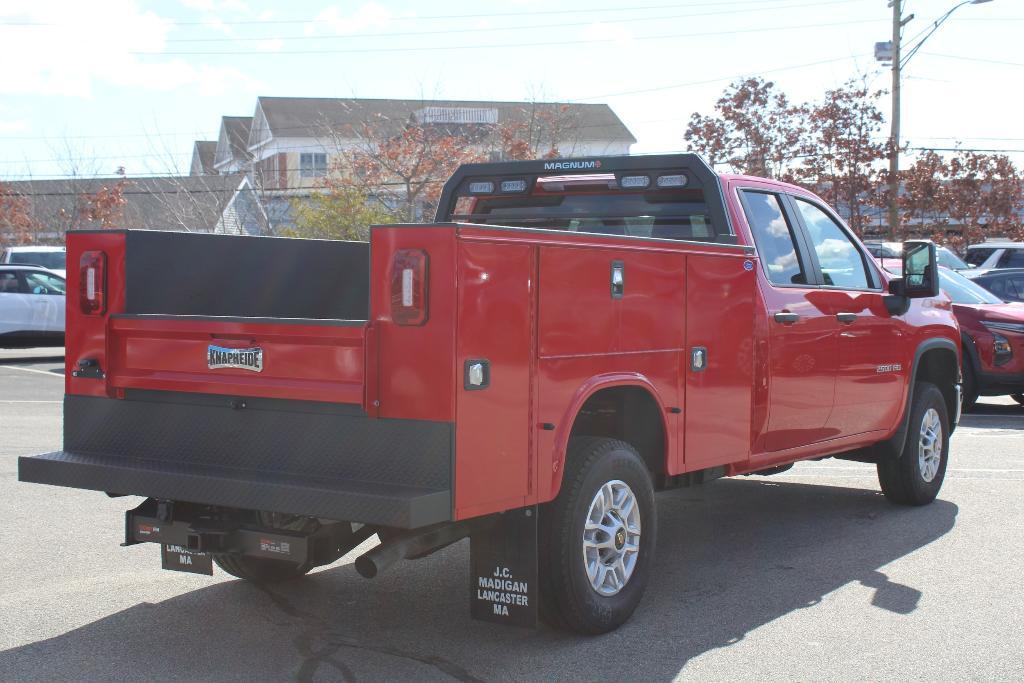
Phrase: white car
[
  {"left": 0, "top": 265, "right": 66, "bottom": 347},
  {"left": 0, "top": 245, "right": 67, "bottom": 278}
]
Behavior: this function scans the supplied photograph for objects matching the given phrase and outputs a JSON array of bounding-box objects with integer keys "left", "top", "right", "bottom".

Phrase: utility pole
[
  {"left": 880, "top": 0, "right": 994, "bottom": 240},
  {"left": 887, "top": 0, "right": 902, "bottom": 241}
]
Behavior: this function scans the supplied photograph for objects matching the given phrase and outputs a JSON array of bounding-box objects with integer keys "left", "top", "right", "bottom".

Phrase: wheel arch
[
  {"left": 549, "top": 374, "right": 670, "bottom": 499},
  {"left": 884, "top": 337, "right": 960, "bottom": 459}
]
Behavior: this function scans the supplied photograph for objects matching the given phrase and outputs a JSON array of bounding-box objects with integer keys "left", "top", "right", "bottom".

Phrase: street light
[{"left": 879, "top": 0, "right": 993, "bottom": 240}]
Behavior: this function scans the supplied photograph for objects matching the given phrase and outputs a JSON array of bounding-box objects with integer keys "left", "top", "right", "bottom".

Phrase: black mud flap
[
  {"left": 469, "top": 506, "right": 538, "bottom": 628},
  {"left": 161, "top": 544, "right": 213, "bottom": 575}
]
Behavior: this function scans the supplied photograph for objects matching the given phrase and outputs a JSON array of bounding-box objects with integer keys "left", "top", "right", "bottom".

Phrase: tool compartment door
[{"left": 455, "top": 239, "right": 535, "bottom": 519}]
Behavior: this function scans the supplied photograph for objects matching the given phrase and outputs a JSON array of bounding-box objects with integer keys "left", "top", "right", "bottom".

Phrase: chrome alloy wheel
[
  {"left": 583, "top": 480, "right": 641, "bottom": 596},
  {"left": 918, "top": 407, "right": 943, "bottom": 483}
]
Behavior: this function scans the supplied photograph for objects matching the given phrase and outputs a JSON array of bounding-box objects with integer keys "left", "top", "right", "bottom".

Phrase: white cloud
[
  {"left": 307, "top": 2, "right": 393, "bottom": 36},
  {"left": 0, "top": 0, "right": 261, "bottom": 96}
]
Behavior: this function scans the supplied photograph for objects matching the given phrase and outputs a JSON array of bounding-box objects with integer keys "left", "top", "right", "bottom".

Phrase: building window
[{"left": 300, "top": 152, "right": 328, "bottom": 178}]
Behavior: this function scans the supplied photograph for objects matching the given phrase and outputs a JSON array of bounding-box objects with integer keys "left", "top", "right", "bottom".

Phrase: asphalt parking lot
[{"left": 1, "top": 349, "right": 1022, "bottom": 681}]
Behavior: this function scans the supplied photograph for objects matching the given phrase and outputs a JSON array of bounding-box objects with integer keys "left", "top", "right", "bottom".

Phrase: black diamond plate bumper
[{"left": 18, "top": 392, "right": 453, "bottom": 529}]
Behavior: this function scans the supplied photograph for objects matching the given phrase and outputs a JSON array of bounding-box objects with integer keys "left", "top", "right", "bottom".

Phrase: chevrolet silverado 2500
[{"left": 18, "top": 154, "right": 961, "bottom": 634}]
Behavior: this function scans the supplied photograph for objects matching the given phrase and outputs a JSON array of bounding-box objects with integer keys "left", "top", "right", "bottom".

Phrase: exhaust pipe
[{"left": 354, "top": 519, "right": 482, "bottom": 578}]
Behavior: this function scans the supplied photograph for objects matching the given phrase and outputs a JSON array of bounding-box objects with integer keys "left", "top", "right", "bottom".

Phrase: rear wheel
[
  {"left": 213, "top": 554, "right": 313, "bottom": 583},
  {"left": 877, "top": 381, "right": 949, "bottom": 506},
  {"left": 539, "top": 437, "right": 656, "bottom": 634},
  {"left": 214, "top": 512, "right": 319, "bottom": 583}
]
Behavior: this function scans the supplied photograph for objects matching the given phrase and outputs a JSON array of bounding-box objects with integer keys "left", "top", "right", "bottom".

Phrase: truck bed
[{"left": 19, "top": 229, "right": 453, "bottom": 528}]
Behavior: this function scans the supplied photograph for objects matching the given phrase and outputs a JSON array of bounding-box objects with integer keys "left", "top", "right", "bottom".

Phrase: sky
[{"left": 0, "top": 0, "right": 1021, "bottom": 180}]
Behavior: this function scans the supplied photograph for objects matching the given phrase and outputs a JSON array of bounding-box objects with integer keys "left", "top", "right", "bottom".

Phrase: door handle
[
  {"left": 610, "top": 260, "right": 624, "bottom": 299},
  {"left": 773, "top": 311, "right": 800, "bottom": 324},
  {"left": 836, "top": 312, "right": 857, "bottom": 324}
]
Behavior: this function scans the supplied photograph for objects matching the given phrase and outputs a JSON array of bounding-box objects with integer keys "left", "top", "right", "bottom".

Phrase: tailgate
[{"left": 106, "top": 314, "right": 368, "bottom": 405}]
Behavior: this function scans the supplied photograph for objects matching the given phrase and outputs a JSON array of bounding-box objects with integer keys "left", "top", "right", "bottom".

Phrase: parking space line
[
  {"left": 0, "top": 397, "right": 60, "bottom": 403},
  {"left": 0, "top": 365, "right": 64, "bottom": 378}
]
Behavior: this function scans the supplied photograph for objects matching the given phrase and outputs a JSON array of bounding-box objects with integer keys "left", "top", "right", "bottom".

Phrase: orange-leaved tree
[
  {"left": 0, "top": 181, "right": 39, "bottom": 243},
  {"left": 79, "top": 169, "right": 129, "bottom": 229},
  {"left": 797, "top": 80, "right": 888, "bottom": 236},
  {"left": 945, "top": 152, "right": 1024, "bottom": 247},
  {"left": 340, "top": 117, "right": 487, "bottom": 222},
  {"left": 685, "top": 77, "right": 808, "bottom": 179}
]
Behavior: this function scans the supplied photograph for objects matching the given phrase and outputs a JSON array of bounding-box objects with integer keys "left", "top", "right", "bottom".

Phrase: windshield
[
  {"left": 865, "top": 242, "right": 902, "bottom": 258},
  {"left": 965, "top": 247, "right": 995, "bottom": 266},
  {"left": 9, "top": 251, "right": 66, "bottom": 270},
  {"left": 937, "top": 248, "right": 968, "bottom": 270},
  {"left": 939, "top": 269, "right": 1003, "bottom": 304},
  {"left": 887, "top": 265, "right": 1003, "bottom": 304}
]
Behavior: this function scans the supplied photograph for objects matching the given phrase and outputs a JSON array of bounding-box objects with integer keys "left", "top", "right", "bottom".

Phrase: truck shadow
[{"left": 0, "top": 478, "right": 957, "bottom": 682}]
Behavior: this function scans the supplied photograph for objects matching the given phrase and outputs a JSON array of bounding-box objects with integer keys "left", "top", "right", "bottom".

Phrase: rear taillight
[
  {"left": 79, "top": 250, "right": 107, "bottom": 315},
  {"left": 390, "top": 249, "right": 429, "bottom": 326}
]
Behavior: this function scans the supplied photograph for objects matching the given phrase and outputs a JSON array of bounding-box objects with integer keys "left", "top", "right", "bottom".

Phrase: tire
[
  {"left": 1011, "top": 393, "right": 1024, "bottom": 407},
  {"left": 213, "top": 554, "right": 313, "bottom": 583},
  {"left": 961, "top": 354, "right": 979, "bottom": 413},
  {"left": 877, "top": 381, "right": 949, "bottom": 506},
  {"left": 539, "top": 437, "right": 656, "bottom": 634}
]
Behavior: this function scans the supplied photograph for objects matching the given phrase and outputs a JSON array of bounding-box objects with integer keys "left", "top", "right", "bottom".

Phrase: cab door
[
  {"left": 21, "top": 270, "right": 66, "bottom": 333},
  {"left": 738, "top": 190, "right": 839, "bottom": 452},
  {"left": 787, "top": 197, "right": 904, "bottom": 436},
  {"left": 0, "top": 270, "right": 33, "bottom": 336}
]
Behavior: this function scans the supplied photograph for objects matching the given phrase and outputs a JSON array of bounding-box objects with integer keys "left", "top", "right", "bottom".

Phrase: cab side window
[
  {"left": 793, "top": 199, "right": 870, "bottom": 290},
  {"left": 740, "top": 191, "right": 808, "bottom": 286},
  {"left": 23, "top": 271, "right": 66, "bottom": 295},
  {"left": 0, "top": 271, "right": 19, "bottom": 294}
]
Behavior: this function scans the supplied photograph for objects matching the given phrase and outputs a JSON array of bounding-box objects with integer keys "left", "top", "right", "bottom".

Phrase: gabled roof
[
  {"left": 2, "top": 174, "right": 263, "bottom": 233},
  {"left": 190, "top": 141, "right": 217, "bottom": 175},
  {"left": 214, "top": 116, "right": 253, "bottom": 169},
  {"left": 250, "top": 97, "right": 636, "bottom": 145}
]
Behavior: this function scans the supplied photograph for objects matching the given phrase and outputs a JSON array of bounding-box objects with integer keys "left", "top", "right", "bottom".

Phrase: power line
[
  {"left": 143, "top": 18, "right": 885, "bottom": 56},
  {"left": 908, "top": 147, "right": 1024, "bottom": 154},
  {"left": 921, "top": 52, "right": 1024, "bottom": 69},
  {"left": 0, "top": 0, "right": 868, "bottom": 27},
  {"left": 152, "top": 0, "right": 863, "bottom": 44},
  {"left": 0, "top": 178, "right": 449, "bottom": 196},
  {"left": 573, "top": 54, "right": 868, "bottom": 100}
]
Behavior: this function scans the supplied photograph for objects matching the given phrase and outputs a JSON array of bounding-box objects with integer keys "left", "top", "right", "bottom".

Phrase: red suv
[
  {"left": 883, "top": 260, "right": 1024, "bottom": 409},
  {"left": 944, "top": 270, "right": 1024, "bottom": 409}
]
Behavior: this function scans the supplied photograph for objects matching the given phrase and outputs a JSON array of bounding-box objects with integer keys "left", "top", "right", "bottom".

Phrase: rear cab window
[{"left": 439, "top": 158, "right": 739, "bottom": 246}]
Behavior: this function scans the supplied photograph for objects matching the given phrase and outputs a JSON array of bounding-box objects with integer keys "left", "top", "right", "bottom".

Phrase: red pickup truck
[{"left": 19, "top": 154, "right": 961, "bottom": 634}]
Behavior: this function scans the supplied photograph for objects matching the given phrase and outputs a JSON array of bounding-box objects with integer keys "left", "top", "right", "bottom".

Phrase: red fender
[{"left": 545, "top": 372, "right": 671, "bottom": 501}]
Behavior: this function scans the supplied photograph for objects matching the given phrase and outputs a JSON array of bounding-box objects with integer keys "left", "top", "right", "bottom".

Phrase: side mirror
[{"left": 891, "top": 240, "right": 939, "bottom": 299}]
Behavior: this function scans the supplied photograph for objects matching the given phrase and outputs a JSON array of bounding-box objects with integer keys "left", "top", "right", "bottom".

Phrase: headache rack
[{"left": 434, "top": 153, "right": 737, "bottom": 244}]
